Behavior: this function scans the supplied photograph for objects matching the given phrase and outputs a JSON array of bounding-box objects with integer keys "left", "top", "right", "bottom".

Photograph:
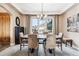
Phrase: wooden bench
[{"left": 63, "top": 38, "right": 73, "bottom": 47}]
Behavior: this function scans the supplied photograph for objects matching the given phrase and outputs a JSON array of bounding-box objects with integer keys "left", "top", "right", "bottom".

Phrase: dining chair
[
  {"left": 28, "top": 34, "right": 39, "bottom": 55},
  {"left": 45, "top": 33, "right": 56, "bottom": 56},
  {"left": 19, "top": 32, "right": 28, "bottom": 50},
  {"left": 56, "top": 33, "right": 63, "bottom": 51}
]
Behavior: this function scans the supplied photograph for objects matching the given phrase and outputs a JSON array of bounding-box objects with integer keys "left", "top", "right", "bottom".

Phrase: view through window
[{"left": 30, "top": 16, "right": 55, "bottom": 34}]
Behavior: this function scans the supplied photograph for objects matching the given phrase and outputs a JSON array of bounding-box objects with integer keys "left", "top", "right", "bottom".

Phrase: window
[{"left": 30, "top": 16, "right": 55, "bottom": 33}]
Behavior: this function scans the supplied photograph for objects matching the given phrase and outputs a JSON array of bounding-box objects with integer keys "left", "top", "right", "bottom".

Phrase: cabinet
[{"left": 15, "top": 26, "right": 24, "bottom": 44}]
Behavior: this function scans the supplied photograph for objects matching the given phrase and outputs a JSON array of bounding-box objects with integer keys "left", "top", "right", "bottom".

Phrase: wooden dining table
[
  {"left": 20, "top": 34, "right": 46, "bottom": 39},
  {"left": 20, "top": 34, "right": 47, "bottom": 44},
  {"left": 20, "top": 34, "right": 61, "bottom": 45},
  {"left": 20, "top": 34, "right": 60, "bottom": 41}
]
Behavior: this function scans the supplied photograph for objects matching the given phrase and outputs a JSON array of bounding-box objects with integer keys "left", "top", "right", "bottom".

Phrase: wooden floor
[
  {"left": 0, "top": 44, "right": 79, "bottom": 56},
  {"left": 0, "top": 45, "right": 9, "bottom": 52}
]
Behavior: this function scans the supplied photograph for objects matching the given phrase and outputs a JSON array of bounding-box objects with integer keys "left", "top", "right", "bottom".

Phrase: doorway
[{"left": 0, "top": 13, "right": 10, "bottom": 45}]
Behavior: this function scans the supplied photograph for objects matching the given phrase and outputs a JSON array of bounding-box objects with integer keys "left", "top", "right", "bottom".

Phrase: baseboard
[
  {"left": 10, "top": 43, "right": 15, "bottom": 46},
  {"left": 72, "top": 45, "right": 79, "bottom": 50}
]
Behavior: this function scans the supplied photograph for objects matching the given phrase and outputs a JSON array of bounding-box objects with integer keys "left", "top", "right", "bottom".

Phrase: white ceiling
[{"left": 11, "top": 3, "right": 75, "bottom": 15}]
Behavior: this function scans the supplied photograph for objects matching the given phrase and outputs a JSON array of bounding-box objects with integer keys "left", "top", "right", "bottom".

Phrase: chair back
[
  {"left": 58, "top": 33, "right": 63, "bottom": 38},
  {"left": 19, "top": 32, "right": 24, "bottom": 37},
  {"left": 46, "top": 33, "right": 56, "bottom": 49},
  {"left": 28, "top": 34, "right": 38, "bottom": 49},
  {"left": 56, "top": 32, "right": 63, "bottom": 43}
]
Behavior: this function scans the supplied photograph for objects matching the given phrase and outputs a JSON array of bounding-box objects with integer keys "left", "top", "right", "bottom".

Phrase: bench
[{"left": 63, "top": 38, "right": 73, "bottom": 47}]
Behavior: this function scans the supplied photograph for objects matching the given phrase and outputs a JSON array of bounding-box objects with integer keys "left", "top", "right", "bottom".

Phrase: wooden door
[
  {"left": 0, "top": 13, "right": 10, "bottom": 45},
  {"left": 0, "top": 16, "right": 3, "bottom": 44}
]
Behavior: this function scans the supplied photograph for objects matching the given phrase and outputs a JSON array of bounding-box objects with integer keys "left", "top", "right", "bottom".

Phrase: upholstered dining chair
[
  {"left": 45, "top": 33, "right": 56, "bottom": 56},
  {"left": 56, "top": 33, "right": 63, "bottom": 51},
  {"left": 28, "top": 34, "right": 39, "bottom": 55},
  {"left": 19, "top": 32, "right": 28, "bottom": 50}
]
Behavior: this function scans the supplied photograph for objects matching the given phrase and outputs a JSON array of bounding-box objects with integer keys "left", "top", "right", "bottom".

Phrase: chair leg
[
  {"left": 48, "top": 48, "right": 55, "bottom": 56},
  {"left": 44, "top": 49, "right": 46, "bottom": 56},
  {"left": 53, "top": 48, "right": 55, "bottom": 56},
  {"left": 28, "top": 48, "right": 30, "bottom": 56},
  {"left": 43, "top": 43, "right": 47, "bottom": 56},
  {"left": 70, "top": 40, "right": 72, "bottom": 47},
  {"left": 65, "top": 41, "right": 67, "bottom": 47},
  {"left": 20, "top": 44, "right": 21, "bottom": 50},
  {"left": 43, "top": 42, "right": 46, "bottom": 56},
  {"left": 58, "top": 44, "right": 59, "bottom": 48},
  {"left": 36, "top": 48, "right": 38, "bottom": 56},
  {"left": 23, "top": 42, "right": 24, "bottom": 47},
  {"left": 61, "top": 43, "right": 62, "bottom": 51},
  {"left": 28, "top": 48, "right": 33, "bottom": 56},
  {"left": 20, "top": 38, "right": 22, "bottom": 51}
]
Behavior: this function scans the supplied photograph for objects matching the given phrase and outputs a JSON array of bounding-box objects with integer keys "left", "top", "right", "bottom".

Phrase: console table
[{"left": 63, "top": 38, "right": 73, "bottom": 47}]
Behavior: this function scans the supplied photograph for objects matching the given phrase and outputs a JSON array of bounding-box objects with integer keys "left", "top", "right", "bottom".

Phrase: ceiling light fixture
[{"left": 37, "top": 3, "right": 47, "bottom": 20}]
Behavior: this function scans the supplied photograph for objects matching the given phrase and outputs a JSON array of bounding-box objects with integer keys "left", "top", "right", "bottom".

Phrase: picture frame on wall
[
  {"left": 47, "top": 19, "right": 52, "bottom": 32},
  {"left": 76, "top": 13, "right": 79, "bottom": 32},
  {"left": 67, "top": 13, "right": 79, "bottom": 32},
  {"left": 67, "top": 16, "right": 74, "bottom": 32}
]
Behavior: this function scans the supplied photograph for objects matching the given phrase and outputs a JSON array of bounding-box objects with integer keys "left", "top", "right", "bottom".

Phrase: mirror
[{"left": 15, "top": 17, "right": 20, "bottom": 26}]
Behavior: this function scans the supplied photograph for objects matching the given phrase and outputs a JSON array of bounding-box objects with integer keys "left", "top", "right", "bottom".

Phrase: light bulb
[
  {"left": 44, "top": 14, "right": 47, "bottom": 18},
  {"left": 37, "top": 15, "right": 39, "bottom": 18}
]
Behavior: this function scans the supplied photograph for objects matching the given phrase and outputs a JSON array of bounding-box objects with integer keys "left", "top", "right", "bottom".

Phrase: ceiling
[{"left": 11, "top": 3, "right": 75, "bottom": 15}]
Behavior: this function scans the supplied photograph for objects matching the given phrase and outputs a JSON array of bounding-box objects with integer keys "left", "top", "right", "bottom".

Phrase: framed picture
[
  {"left": 47, "top": 19, "right": 52, "bottom": 31},
  {"left": 76, "top": 13, "right": 79, "bottom": 32},
  {"left": 67, "top": 14, "right": 79, "bottom": 32},
  {"left": 67, "top": 16, "right": 77, "bottom": 32}
]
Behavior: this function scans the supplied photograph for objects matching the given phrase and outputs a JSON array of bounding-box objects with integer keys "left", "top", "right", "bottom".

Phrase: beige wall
[
  {"left": 59, "top": 15, "right": 64, "bottom": 33},
  {"left": 0, "top": 3, "right": 25, "bottom": 46},
  {"left": 22, "top": 15, "right": 30, "bottom": 34},
  {"left": 59, "top": 4, "right": 79, "bottom": 47}
]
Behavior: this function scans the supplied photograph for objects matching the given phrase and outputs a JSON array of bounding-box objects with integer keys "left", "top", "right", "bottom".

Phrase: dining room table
[
  {"left": 20, "top": 33, "right": 60, "bottom": 43},
  {"left": 20, "top": 33, "right": 47, "bottom": 44}
]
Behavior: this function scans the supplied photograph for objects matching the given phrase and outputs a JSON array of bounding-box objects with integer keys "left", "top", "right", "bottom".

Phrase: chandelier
[{"left": 37, "top": 3, "right": 47, "bottom": 20}]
